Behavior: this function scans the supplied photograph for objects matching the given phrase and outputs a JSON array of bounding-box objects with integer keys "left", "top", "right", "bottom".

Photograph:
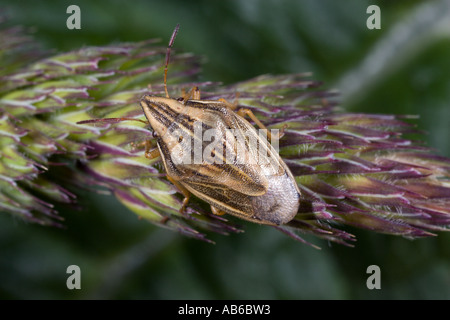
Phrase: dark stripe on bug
[
  {"left": 150, "top": 102, "right": 178, "bottom": 124},
  {"left": 184, "top": 101, "right": 229, "bottom": 112},
  {"left": 141, "top": 97, "right": 180, "bottom": 121},
  {"left": 140, "top": 100, "right": 173, "bottom": 129}
]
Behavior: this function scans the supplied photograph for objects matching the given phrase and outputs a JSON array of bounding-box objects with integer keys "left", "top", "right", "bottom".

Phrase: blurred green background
[{"left": 1, "top": 0, "right": 450, "bottom": 299}]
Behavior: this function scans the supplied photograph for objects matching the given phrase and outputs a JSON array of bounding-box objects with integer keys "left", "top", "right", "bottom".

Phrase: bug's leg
[
  {"left": 166, "top": 175, "right": 191, "bottom": 214},
  {"left": 130, "top": 141, "right": 145, "bottom": 151},
  {"left": 218, "top": 96, "right": 239, "bottom": 111},
  {"left": 236, "top": 108, "right": 268, "bottom": 131},
  {"left": 142, "top": 140, "right": 161, "bottom": 160},
  {"left": 210, "top": 205, "right": 226, "bottom": 216},
  {"left": 145, "top": 147, "right": 161, "bottom": 160},
  {"left": 236, "top": 108, "right": 273, "bottom": 140},
  {"left": 218, "top": 97, "right": 285, "bottom": 140},
  {"left": 272, "top": 123, "right": 288, "bottom": 139},
  {"left": 192, "top": 86, "right": 201, "bottom": 100},
  {"left": 131, "top": 139, "right": 150, "bottom": 151},
  {"left": 131, "top": 140, "right": 161, "bottom": 160},
  {"left": 220, "top": 92, "right": 241, "bottom": 110},
  {"left": 142, "top": 142, "right": 189, "bottom": 215},
  {"left": 236, "top": 108, "right": 287, "bottom": 141},
  {"left": 182, "top": 86, "right": 201, "bottom": 102}
]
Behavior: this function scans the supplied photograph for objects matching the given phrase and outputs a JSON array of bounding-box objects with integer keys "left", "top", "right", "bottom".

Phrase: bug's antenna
[
  {"left": 164, "top": 23, "right": 180, "bottom": 98},
  {"left": 77, "top": 117, "right": 148, "bottom": 125}
]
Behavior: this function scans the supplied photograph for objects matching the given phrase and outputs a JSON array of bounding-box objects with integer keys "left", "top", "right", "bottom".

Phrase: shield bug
[{"left": 78, "top": 24, "right": 301, "bottom": 225}]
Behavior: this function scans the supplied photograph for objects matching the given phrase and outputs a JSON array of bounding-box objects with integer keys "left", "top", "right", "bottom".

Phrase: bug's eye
[
  {"left": 152, "top": 131, "right": 159, "bottom": 138},
  {"left": 178, "top": 136, "right": 183, "bottom": 142}
]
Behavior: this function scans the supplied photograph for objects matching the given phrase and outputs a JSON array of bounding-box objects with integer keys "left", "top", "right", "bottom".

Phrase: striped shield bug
[{"left": 78, "top": 24, "right": 301, "bottom": 225}]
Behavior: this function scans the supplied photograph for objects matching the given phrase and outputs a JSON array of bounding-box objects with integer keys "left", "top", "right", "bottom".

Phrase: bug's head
[{"left": 140, "top": 95, "right": 186, "bottom": 138}]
